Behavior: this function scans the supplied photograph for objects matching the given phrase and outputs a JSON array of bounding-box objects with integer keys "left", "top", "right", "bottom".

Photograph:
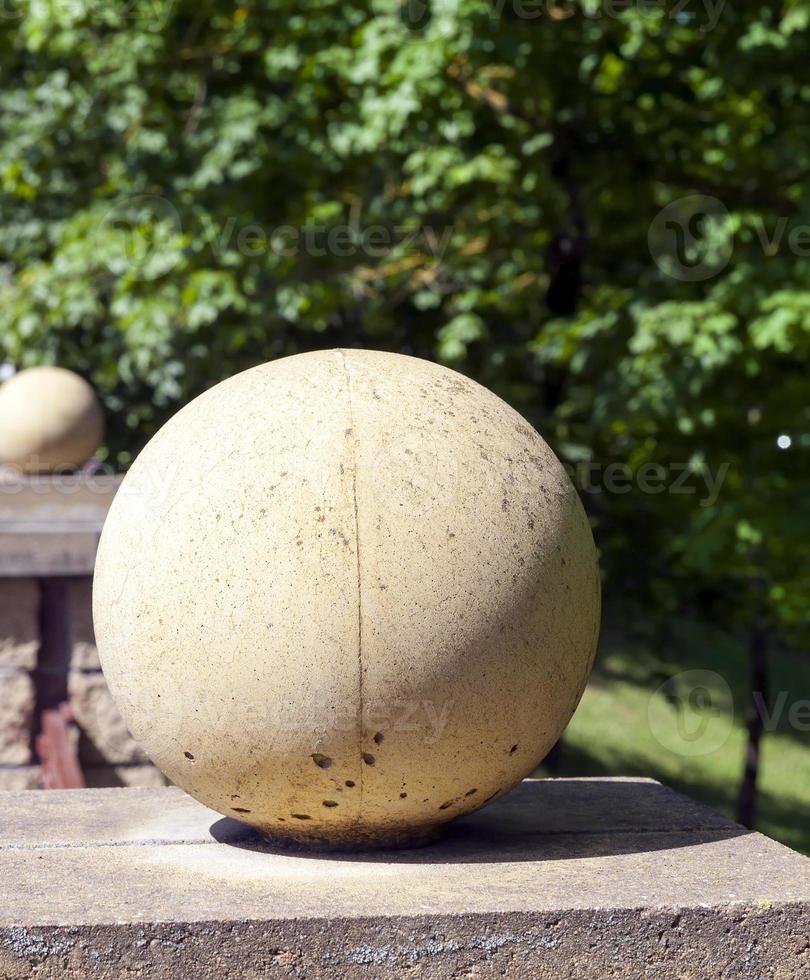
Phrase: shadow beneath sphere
[{"left": 208, "top": 778, "right": 748, "bottom": 865}]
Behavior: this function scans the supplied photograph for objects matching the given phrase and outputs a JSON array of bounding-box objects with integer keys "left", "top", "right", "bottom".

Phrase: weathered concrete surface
[
  {"left": 0, "top": 474, "right": 120, "bottom": 577},
  {"left": 82, "top": 764, "right": 166, "bottom": 788},
  {"left": 0, "top": 778, "right": 808, "bottom": 978}
]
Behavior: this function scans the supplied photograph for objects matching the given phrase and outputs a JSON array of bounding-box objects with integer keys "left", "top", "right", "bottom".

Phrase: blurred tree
[{"left": 1, "top": 0, "right": 808, "bottom": 821}]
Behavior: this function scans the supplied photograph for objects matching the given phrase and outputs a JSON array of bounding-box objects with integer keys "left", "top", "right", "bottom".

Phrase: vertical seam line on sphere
[{"left": 339, "top": 350, "right": 364, "bottom": 819}]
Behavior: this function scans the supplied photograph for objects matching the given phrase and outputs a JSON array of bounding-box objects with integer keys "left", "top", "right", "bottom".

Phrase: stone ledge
[
  {"left": 0, "top": 777, "right": 808, "bottom": 978},
  {"left": 0, "top": 475, "right": 121, "bottom": 577}
]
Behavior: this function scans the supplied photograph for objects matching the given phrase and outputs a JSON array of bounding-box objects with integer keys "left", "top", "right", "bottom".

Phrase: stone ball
[
  {"left": 0, "top": 367, "right": 104, "bottom": 474},
  {"left": 94, "top": 350, "right": 600, "bottom": 848}
]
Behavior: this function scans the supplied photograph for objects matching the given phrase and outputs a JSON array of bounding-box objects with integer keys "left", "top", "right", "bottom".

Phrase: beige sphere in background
[
  {"left": 0, "top": 366, "right": 104, "bottom": 474},
  {"left": 94, "top": 350, "right": 600, "bottom": 848}
]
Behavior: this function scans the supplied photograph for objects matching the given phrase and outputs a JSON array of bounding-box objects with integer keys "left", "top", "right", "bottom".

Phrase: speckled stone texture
[
  {"left": 0, "top": 778, "right": 808, "bottom": 978},
  {"left": 94, "top": 349, "right": 600, "bottom": 847}
]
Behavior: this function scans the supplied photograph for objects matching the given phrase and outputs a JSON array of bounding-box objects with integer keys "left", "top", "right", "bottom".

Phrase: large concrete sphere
[
  {"left": 94, "top": 350, "right": 600, "bottom": 848},
  {"left": 0, "top": 367, "right": 104, "bottom": 474}
]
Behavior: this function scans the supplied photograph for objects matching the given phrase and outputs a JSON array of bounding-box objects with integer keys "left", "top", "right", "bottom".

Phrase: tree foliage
[{"left": 1, "top": 0, "right": 808, "bottom": 645}]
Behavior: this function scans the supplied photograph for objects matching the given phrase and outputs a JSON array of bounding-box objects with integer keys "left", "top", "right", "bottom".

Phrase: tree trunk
[{"left": 737, "top": 620, "right": 768, "bottom": 828}]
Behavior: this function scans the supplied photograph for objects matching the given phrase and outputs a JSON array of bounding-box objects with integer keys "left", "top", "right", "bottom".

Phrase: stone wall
[{"left": 0, "top": 576, "right": 163, "bottom": 790}]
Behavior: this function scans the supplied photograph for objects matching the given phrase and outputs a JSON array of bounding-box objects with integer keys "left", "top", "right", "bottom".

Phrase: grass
[{"left": 536, "top": 611, "right": 810, "bottom": 855}]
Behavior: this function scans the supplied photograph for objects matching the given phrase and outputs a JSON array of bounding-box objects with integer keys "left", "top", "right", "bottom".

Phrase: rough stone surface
[
  {"left": 0, "top": 668, "right": 33, "bottom": 765},
  {"left": 94, "top": 350, "right": 601, "bottom": 847},
  {"left": 0, "top": 579, "right": 39, "bottom": 669},
  {"left": 69, "top": 671, "right": 149, "bottom": 767},
  {"left": 67, "top": 578, "right": 101, "bottom": 671},
  {"left": 0, "top": 765, "right": 164, "bottom": 791},
  {"left": 0, "top": 778, "right": 808, "bottom": 978},
  {"left": 64, "top": 577, "right": 152, "bottom": 772},
  {"left": 0, "top": 765, "right": 40, "bottom": 789},
  {"left": 83, "top": 764, "right": 167, "bottom": 789},
  {"left": 0, "top": 367, "right": 104, "bottom": 474}
]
